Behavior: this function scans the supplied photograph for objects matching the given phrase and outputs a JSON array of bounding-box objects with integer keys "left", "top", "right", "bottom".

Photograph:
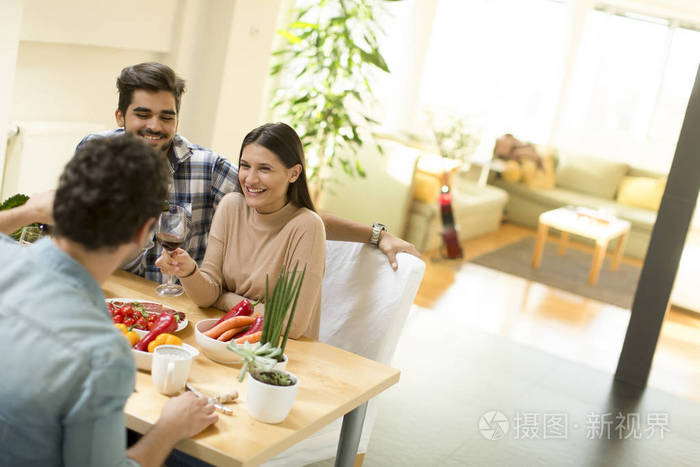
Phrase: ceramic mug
[{"left": 151, "top": 345, "right": 194, "bottom": 395}]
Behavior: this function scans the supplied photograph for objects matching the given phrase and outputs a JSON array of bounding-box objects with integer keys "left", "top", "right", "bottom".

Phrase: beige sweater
[{"left": 181, "top": 193, "right": 326, "bottom": 339}]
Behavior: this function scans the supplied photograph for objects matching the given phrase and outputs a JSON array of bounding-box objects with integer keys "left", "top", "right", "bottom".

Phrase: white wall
[
  {"left": 209, "top": 0, "right": 283, "bottom": 160},
  {"left": 0, "top": 0, "right": 24, "bottom": 193},
  {"left": 1, "top": 0, "right": 284, "bottom": 195},
  {"left": 11, "top": 41, "right": 163, "bottom": 129}
]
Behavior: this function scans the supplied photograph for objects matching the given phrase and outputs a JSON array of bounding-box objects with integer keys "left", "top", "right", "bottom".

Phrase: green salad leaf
[
  {"left": 0, "top": 193, "right": 29, "bottom": 211},
  {"left": 0, "top": 193, "right": 33, "bottom": 241}
]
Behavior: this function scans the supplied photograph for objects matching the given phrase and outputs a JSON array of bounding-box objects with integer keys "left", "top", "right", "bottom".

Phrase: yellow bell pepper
[
  {"left": 147, "top": 333, "right": 182, "bottom": 353},
  {"left": 125, "top": 330, "right": 140, "bottom": 348},
  {"left": 115, "top": 323, "right": 141, "bottom": 347}
]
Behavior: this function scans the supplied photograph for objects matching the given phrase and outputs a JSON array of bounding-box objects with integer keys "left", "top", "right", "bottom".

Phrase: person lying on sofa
[{"left": 493, "top": 133, "right": 555, "bottom": 190}]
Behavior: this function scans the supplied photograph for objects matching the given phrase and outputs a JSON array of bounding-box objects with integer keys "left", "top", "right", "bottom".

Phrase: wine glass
[
  {"left": 155, "top": 205, "right": 188, "bottom": 297},
  {"left": 19, "top": 225, "right": 46, "bottom": 246}
]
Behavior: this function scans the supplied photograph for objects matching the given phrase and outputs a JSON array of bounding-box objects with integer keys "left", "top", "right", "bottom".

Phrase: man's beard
[{"left": 128, "top": 127, "right": 173, "bottom": 155}]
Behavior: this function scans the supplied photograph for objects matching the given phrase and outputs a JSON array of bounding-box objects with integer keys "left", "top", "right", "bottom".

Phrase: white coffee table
[{"left": 531, "top": 207, "right": 631, "bottom": 285}]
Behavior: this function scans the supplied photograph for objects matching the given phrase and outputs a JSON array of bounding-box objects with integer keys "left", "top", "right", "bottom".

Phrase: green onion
[{"left": 259, "top": 261, "right": 307, "bottom": 354}]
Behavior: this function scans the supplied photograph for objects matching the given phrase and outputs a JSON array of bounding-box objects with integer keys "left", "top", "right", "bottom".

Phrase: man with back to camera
[
  {"left": 76, "top": 62, "right": 420, "bottom": 283},
  {"left": 0, "top": 135, "right": 218, "bottom": 466}
]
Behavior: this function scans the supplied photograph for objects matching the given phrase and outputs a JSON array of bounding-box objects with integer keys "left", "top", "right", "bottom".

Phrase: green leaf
[
  {"left": 290, "top": 21, "right": 319, "bottom": 29},
  {"left": 277, "top": 29, "right": 302, "bottom": 44},
  {"left": 358, "top": 48, "right": 389, "bottom": 73},
  {"left": 292, "top": 94, "right": 311, "bottom": 105},
  {"left": 356, "top": 159, "right": 367, "bottom": 178},
  {"left": 0, "top": 193, "right": 29, "bottom": 211},
  {"left": 340, "top": 158, "right": 352, "bottom": 176},
  {"left": 270, "top": 63, "right": 284, "bottom": 75}
]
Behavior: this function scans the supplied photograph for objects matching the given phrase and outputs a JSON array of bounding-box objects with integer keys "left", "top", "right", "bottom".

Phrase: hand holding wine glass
[
  {"left": 155, "top": 205, "right": 188, "bottom": 297},
  {"left": 156, "top": 247, "right": 196, "bottom": 278}
]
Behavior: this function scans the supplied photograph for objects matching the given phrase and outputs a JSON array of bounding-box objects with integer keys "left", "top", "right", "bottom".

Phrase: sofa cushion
[
  {"left": 412, "top": 172, "right": 441, "bottom": 204},
  {"left": 555, "top": 155, "right": 629, "bottom": 200},
  {"left": 617, "top": 176, "right": 666, "bottom": 211}
]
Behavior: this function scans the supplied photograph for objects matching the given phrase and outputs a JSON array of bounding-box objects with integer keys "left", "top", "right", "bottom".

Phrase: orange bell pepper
[{"left": 147, "top": 333, "right": 182, "bottom": 353}]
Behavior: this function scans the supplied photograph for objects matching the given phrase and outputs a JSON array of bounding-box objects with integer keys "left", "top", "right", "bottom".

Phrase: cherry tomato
[
  {"left": 112, "top": 313, "right": 124, "bottom": 324},
  {"left": 123, "top": 315, "right": 136, "bottom": 327},
  {"left": 136, "top": 317, "right": 149, "bottom": 330}
]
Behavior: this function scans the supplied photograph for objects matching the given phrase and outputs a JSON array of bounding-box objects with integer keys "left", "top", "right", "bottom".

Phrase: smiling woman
[
  {"left": 155, "top": 123, "right": 326, "bottom": 340},
  {"left": 239, "top": 142, "right": 302, "bottom": 214}
]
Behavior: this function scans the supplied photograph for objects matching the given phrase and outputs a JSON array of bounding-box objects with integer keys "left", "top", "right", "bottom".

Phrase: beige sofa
[{"left": 489, "top": 154, "right": 666, "bottom": 259}]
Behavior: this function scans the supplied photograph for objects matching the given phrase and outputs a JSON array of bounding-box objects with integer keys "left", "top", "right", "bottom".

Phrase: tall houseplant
[{"left": 270, "top": 0, "right": 397, "bottom": 199}]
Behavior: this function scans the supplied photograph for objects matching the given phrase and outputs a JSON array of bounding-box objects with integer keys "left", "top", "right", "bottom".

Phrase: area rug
[{"left": 471, "top": 237, "right": 641, "bottom": 309}]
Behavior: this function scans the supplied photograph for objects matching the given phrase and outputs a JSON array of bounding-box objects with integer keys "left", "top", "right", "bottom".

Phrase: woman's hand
[
  {"left": 156, "top": 247, "right": 196, "bottom": 278},
  {"left": 378, "top": 231, "right": 421, "bottom": 271}
]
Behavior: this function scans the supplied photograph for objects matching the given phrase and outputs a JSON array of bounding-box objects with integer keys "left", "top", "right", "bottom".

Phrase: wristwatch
[{"left": 370, "top": 223, "right": 387, "bottom": 246}]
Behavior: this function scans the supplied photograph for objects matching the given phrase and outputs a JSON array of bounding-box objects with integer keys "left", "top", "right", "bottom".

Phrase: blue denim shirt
[{"left": 0, "top": 236, "right": 139, "bottom": 466}]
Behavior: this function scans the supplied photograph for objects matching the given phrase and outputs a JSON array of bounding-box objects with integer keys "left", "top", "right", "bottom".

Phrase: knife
[{"left": 186, "top": 382, "right": 234, "bottom": 415}]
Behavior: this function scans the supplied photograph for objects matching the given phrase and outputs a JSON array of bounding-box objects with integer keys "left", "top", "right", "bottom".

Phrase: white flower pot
[{"left": 246, "top": 369, "right": 298, "bottom": 424}]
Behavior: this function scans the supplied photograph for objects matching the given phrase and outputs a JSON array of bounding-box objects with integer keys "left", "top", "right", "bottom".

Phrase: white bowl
[
  {"left": 131, "top": 329, "right": 199, "bottom": 371},
  {"left": 194, "top": 318, "right": 243, "bottom": 364}
]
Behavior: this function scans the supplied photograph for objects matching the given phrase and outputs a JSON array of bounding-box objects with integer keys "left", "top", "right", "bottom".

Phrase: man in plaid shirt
[{"left": 78, "top": 62, "right": 419, "bottom": 284}]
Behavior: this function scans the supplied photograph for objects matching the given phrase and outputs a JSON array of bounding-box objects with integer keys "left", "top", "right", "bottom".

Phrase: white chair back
[{"left": 264, "top": 240, "right": 425, "bottom": 466}]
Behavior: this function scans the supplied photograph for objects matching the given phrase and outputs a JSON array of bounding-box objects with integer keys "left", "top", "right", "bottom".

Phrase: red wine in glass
[{"left": 157, "top": 233, "right": 184, "bottom": 251}]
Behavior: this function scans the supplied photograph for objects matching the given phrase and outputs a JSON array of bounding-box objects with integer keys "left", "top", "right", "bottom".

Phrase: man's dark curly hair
[
  {"left": 53, "top": 135, "right": 169, "bottom": 250},
  {"left": 117, "top": 62, "right": 186, "bottom": 116}
]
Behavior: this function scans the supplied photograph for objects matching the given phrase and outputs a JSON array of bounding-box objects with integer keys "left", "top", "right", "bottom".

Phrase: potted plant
[
  {"left": 227, "top": 263, "right": 306, "bottom": 423},
  {"left": 269, "top": 0, "right": 395, "bottom": 201}
]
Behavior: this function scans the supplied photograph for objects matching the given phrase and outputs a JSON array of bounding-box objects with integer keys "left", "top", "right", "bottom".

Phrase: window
[
  {"left": 415, "top": 0, "right": 700, "bottom": 171},
  {"left": 556, "top": 9, "right": 700, "bottom": 171},
  {"left": 417, "top": 0, "right": 567, "bottom": 153}
]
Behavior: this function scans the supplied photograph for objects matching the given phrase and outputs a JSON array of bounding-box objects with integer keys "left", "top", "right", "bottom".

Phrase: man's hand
[
  {"left": 0, "top": 190, "right": 55, "bottom": 235},
  {"left": 24, "top": 190, "right": 55, "bottom": 225},
  {"left": 126, "top": 392, "right": 218, "bottom": 467},
  {"left": 378, "top": 231, "right": 421, "bottom": 271},
  {"left": 157, "top": 392, "right": 219, "bottom": 440}
]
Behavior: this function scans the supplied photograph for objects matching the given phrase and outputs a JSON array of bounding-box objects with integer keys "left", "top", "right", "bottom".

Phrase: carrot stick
[
  {"left": 204, "top": 315, "right": 255, "bottom": 339},
  {"left": 234, "top": 331, "right": 261, "bottom": 345},
  {"left": 217, "top": 326, "right": 249, "bottom": 342}
]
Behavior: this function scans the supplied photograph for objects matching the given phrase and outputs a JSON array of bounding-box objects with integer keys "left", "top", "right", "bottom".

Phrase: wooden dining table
[{"left": 102, "top": 270, "right": 399, "bottom": 467}]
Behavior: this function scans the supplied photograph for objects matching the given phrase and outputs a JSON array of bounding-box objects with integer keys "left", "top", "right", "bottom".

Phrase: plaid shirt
[{"left": 77, "top": 129, "right": 240, "bottom": 283}]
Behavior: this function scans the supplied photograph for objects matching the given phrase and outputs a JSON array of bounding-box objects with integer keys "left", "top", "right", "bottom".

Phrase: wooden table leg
[
  {"left": 558, "top": 231, "right": 569, "bottom": 256},
  {"left": 588, "top": 240, "right": 608, "bottom": 285},
  {"left": 610, "top": 229, "right": 629, "bottom": 271},
  {"left": 532, "top": 223, "right": 549, "bottom": 269}
]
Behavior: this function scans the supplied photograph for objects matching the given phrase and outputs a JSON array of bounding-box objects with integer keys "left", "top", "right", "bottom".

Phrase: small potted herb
[{"left": 227, "top": 262, "right": 306, "bottom": 423}]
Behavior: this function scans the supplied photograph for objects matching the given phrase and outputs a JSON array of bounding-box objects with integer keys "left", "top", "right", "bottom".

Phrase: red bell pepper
[
  {"left": 214, "top": 298, "right": 258, "bottom": 326},
  {"left": 232, "top": 314, "right": 263, "bottom": 339},
  {"left": 134, "top": 312, "right": 177, "bottom": 351}
]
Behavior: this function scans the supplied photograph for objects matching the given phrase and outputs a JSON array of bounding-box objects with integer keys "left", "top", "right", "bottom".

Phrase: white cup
[{"left": 151, "top": 345, "right": 194, "bottom": 395}]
